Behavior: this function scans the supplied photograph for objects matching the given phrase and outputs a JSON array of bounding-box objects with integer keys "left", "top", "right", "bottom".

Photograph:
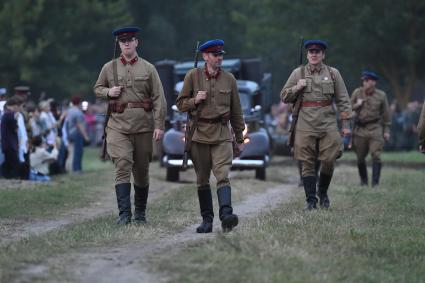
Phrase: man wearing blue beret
[
  {"left": 94, "top": 26, "right": 167, "bottom": 225},
  {"left": 176, "top": 39, "right": 245, "bottom": 233},
  {"left": 281, "top": 39, "right": 352, "bottom": 210},
  {"left": 351, "top": 71, "right": 391, "bottom": 186}
]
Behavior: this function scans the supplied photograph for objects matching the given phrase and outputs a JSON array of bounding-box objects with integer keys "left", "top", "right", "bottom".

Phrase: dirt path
[
  {"left": 0, "top": 168, "right": 196, "bottom": 246},
  {"left": 39, "top": 183, "right": 296, "bottom": 283}
]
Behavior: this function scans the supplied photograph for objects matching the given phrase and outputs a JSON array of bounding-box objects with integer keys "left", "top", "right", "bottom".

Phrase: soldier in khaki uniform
[
  {"left": 281, "top": 40, "right": 352, "bottom": 210},
  {"left": 351, "top": 71, "right": 391, "bottom": 186},
  {"left": 176, "top": 39, "right": 245, "bottom": 233},
  {"left": 418, "top": 102, "right": 425, "bottom": 154},
  {"left": 94, "top": 27, "right": 166, "bottom": 225}
]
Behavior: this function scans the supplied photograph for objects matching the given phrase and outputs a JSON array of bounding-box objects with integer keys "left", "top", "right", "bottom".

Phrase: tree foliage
[{"left": 0, "top": 0, "right": 423, "bottom": 104}]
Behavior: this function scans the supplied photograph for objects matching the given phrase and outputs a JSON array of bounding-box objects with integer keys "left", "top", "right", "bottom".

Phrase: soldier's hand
[
  {"left": 383, "top": 133, "right": 390, "bottom": 141},
  {"left": 108, "top": 86, "right": 122, "bottom": 98},
  {"left": 153, "top": 129, "right": 164, "bottom": 141},
  {"left": 341, "top": 128, "right": 351, "bottom": 137},
  {"left": 195, "top": 91, "right": 207, "bottom": 104},
  {"left": 356, "top": 98, "right": 364, "bottom": 107},
  {"left": 296, "top": 79, "right": 307, "bottom": 91},
  {"left": 237, "top": 142, "right": 245, "bottom": 153}
]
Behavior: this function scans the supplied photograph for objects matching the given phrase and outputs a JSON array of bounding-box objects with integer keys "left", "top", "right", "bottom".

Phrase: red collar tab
[
  {"left": 204, "top": 63, "right": 221, "bottom": 79},
  {"left": 120, "top": 55, "right": 138, "bottom": 65}
]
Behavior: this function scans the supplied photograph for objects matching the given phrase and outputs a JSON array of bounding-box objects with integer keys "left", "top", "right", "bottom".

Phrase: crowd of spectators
[{"left": 0, "top": 86, "right": 106, "bottom": 182}]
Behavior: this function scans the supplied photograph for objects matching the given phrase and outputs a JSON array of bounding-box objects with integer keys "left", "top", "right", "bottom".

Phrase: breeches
[
  {"left": 106, "top": 129, "right": 152, "bottom": 186},
  {"left": 190, "top": 141, "right": 233, "bottom": 188},
  {"left": 353, "top": 133, "right": 384, "bottom": 163},
  {"left": 294, "top": 130, "right": 342, "bottom": 177}
]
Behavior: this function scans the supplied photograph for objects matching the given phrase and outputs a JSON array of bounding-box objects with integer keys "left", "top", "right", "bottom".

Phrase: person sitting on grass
[{"left": 29, "top": 135, "right": 58, "bottom": 181}]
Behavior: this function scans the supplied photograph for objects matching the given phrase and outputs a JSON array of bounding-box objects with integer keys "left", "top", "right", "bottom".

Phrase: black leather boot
[
  {"left": 134, "top": 184, "right": 149, "bottom": 224},
  {"left": 317, "top": 173, "right": 332, "bottom": 208},
  {"left": 372, "top": 162, "right": 382, "bottom": 187},
  {"left": 303, "top": 176, "right": 317, "bottom": 211},
  {"left": 196, "top": 185, "right": 214, "bottom": 233},
  {"left": 357, "top": 162, "right": 368, "bottom": 186},
  {"left": 217, "top": 186, "right": 238, "bottom": 232},
  {"left": 115, "top": 183, "right": 132, "bottom": 225}
]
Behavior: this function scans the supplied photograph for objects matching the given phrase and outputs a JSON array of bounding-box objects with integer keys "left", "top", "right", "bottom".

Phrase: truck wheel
[
  {"left": 166, "top": 167, "right": 179, "bottom": 182},
  {"left": 255, "top": 167, "right": 266, "bottom": 181}
]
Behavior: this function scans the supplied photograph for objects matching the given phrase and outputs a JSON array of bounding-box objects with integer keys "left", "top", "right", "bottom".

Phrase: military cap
[
  {"left": 0, "top": 88, "right": 6, "bottom": 96},
  {"left": 14, "top": 86, "right": 31, "bottom": 96},
  {"left": 361, "top": 70, "right": 379, "bottom": 81},
  {"left": 112, "top": 26, "right": 141, "bottom": 40},
  {"left": 199, "top": 39, "right": 226, "bottom": 55},
  {"left": 304, "top": 40, "right": 328, "bottom": 50}
]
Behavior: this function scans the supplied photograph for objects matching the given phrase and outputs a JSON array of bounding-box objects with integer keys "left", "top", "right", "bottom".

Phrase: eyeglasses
[{"left": 118, "top": 37, "right": 136, "bottom": 44}]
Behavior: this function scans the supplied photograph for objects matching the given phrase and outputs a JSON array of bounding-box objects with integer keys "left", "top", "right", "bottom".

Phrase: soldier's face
[
  {"left": 362, "top": 78, "right": 376, "bottom": 89},
  {"left": 119, "top": 38, "right": 138, "bottom": 57},
  {"left": 203, "top": 53, "right": 223, "bottom": 70},
  {"left": 307, "top": 49, "right": 325, "bottom": 65}
]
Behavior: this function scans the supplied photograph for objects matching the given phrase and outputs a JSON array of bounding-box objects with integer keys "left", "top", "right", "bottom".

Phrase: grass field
[
  {"left": 0, "top": 148, "right": 113, "bottom": 218},
  {"left": 1, "top": 149, "right": 424, "bottom": 282},
  {"left": 151, "top": 166, "right": 425, "bottom": 283},
  {"left": 340, "top": 150, "right": 425, "bottom": 164}
]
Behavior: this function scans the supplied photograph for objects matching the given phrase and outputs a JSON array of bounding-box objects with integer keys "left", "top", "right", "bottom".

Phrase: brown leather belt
[
  {"left": 197, "top": 112, "right": 230, "bottom": 125},
  {"left": 109, "top": 99, "right": 153, "bottom": 113},
  {"left": 198, "top": 117, "right": 224, "bottom": 124},
  {"left": 301, "top": 100, "right": 332, "bottom": 107}
]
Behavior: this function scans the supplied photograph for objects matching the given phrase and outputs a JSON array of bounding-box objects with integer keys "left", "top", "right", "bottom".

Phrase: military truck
[{"left": 156, "top": 58, "right": 273, "bottom": 181}]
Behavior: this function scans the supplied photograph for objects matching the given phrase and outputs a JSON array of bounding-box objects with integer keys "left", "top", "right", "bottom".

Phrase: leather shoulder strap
[{"left": 112, "top": 59, "right": 118, "bottom": 87}]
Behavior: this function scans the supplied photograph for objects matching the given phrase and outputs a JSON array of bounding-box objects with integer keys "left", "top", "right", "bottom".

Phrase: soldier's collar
[
  {"left": 204, "top": 63, "right": 221, "bottom": 80},
  {"left": 307, "top": 62, "right": 323, "bottom": 74},
  {"left": 120, "top": 55, "right": 138, "bottom": 65}
]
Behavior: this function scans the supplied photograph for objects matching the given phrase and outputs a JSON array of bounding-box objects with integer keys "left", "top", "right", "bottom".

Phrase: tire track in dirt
[
  {"left": 51, "top": 183, "right": 297, "bottom": 283},
  {"left": 0, "top": 171, "right": 196, "bottom": 246}
]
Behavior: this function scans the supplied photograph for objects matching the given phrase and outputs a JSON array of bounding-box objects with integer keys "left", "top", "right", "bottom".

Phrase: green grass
[
  {"left": 0, "top": 148, "right": 113, "bottom": 218},
  {"left": 151, "top": 166, "right": 425, "bottom": 283},
  {"left": 0, "top": 164, "right": 286, "bottom": 282},
  {"left": 341, "top": 150, "right": 425, "bottom": 164}
]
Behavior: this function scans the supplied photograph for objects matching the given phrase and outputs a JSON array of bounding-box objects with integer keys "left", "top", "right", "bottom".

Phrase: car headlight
[{"left": 243, "top": 123, "right": 248, "bottom": 137}]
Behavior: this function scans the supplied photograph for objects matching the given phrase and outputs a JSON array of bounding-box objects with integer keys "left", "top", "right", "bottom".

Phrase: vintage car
[{"left": 161, "top": 78, "right": 270, "bottom": 181}]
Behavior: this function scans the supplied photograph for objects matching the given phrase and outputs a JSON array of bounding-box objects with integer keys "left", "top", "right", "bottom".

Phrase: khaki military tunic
[
  {"left": 418, "top": 103, "right": 425, "bottom": 148},
  {"left": 176, "top": 67, "right": 245, "bottom": 187},
  {"left": 280, "top": 63, "right": 352, "bottom": 176},
  {"left": 93, "top": 55, "right": 166, "bottom": 186},
  {"left": 351, "top": 87, "right": 391, "bottom": 162}
]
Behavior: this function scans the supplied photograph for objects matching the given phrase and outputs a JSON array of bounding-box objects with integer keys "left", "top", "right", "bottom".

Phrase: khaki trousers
[
  {"left": 106, "top": 129, "right": 153, "bottom": 186},
  {"left": 353, "top": 133, "right": 384, "bottom": 163},
  {"left": 190, "top": 141, "right": 233, "bottom": 188},
  {"left": 294, "top": 130, "right": 342, "bottom": 177}
]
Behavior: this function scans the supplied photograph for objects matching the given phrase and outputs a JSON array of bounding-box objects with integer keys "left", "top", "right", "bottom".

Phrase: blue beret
[
  {"left": 304, "top": 40, "right": 328, "bottom": 50},
  {"left": 361, "top": 70, "right": 379, "bottom": 81},
  {"left": 112, "top": 26, "right": 141, "bottom": 38},
  {"left": 0, "top": 88, "right": 7, "bottom": 96},
  {"left": 199, "top": 39, "right": 226, "bottom": 54}
]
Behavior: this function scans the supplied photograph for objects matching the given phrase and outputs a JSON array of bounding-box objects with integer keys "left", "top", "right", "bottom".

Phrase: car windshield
[{"left": 239, "top": 92, "right": 251, "bottom": 112}]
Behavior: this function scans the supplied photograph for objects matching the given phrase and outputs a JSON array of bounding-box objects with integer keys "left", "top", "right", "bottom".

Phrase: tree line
[{"left": 0, "top": 0, "right": 424, "bottom": 106}]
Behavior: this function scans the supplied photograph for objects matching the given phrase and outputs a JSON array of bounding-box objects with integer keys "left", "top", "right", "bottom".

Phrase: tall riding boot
[
  {"left": 372, "top": 162, "right": 382, "bottom": 187},
  {"left": 115, "top": 183, "right": 132, "bottom": 225},
  {"left": 217, "top": 186, "right": 238, "bottom": 232},
  {"left": 303, "top": 176, "right": 317, "bottom": 211},
  {"left": 357, "top": 162, "right": 368, "bottom": 186},
  {"left": 196, "top": 185, "right": 214, "bottom": 233},
  {"left": 134, "top": 184, "right": 149, "bottom": 224},
  {"left": 317, "top": 173, "right": 332, "bottom": 208}
]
